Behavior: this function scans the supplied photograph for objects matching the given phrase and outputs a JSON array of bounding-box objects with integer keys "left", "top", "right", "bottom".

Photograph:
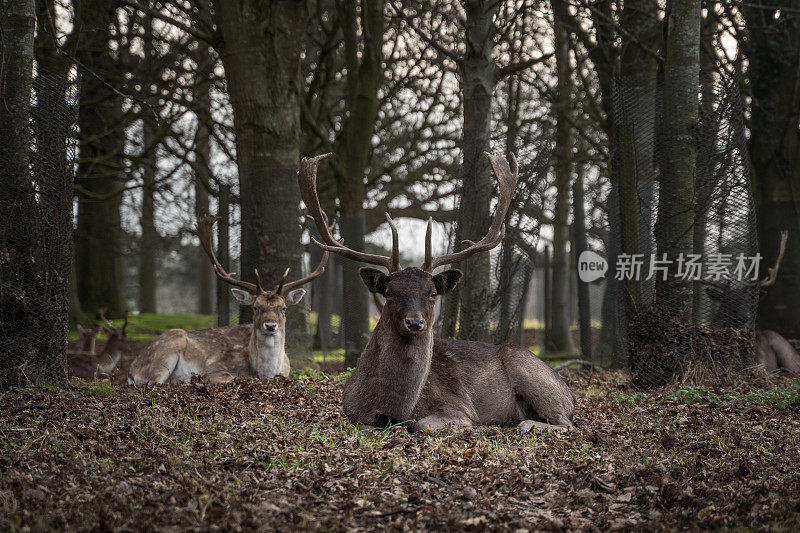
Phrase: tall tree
[
  {"left": 72, "top": 1, "right": 126, "bottom": 318},
  {"left": 193, "top": 52, "right": 214, "bottom": 315},
  {"left": 215, "top": 0, "right": 310, "bottom": 355},
  {"left": 548, "top": 0, "right": 576, "bottom": 352},
  {"left": 655, "top": 0, "right": 701, "bottom": 314},
  {"left": 331, "top": 0, "right": 386, "bottom": 368},
  {"left": 742, "top": 3, "right": 800, "bottom": 337},
  {"left": 138, "top": 12, "right": 158, "bottom": 314}
]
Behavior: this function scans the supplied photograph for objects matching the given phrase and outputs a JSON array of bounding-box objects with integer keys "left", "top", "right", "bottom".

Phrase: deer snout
[
  {"left": 403, "top": 316, "right": 427, "bottom": 332},
  {"left": 262, "top": 322, "right": 278, "bottom": 334}
]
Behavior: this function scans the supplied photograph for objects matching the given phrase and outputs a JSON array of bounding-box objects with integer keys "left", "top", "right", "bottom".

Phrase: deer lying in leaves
[
  {"left": 299, "top": 152, "right": 575, "bottom": 433},
  {"left": 705, "top": 231, "right": 800, "bottom": 374},
  {"left": 69, "top": 310, "right": 129, "bottom": 379},
  {"left": 128, "top": 215, "right": 328, "bottom": 385}
]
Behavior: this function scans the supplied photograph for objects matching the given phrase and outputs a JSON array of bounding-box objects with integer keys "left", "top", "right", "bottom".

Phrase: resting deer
[
  {"left": 299, "top": 152, "right": 576, "bottom": 434},
  {"left": 69, "top": 310, "right": 129, "bottom": 378},
  {"left": 704, "top": 231, "right": 800, "bottom": 373},
  {"left": 127, "top": 215, "right": 328, "bottom": 385}
]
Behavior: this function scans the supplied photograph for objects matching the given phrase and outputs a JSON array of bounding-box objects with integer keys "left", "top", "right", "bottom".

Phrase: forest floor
[{"left": 1, "top": 370, "right": 799, "bottom": 531}]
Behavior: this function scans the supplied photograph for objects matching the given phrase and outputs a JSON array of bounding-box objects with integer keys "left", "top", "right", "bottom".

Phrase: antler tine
[
  {"left": 422, "top": 217, "right": 434, "bottom": 271},
  {"left": 298, "top": 153, "right": 399, "bottom": 272},
  {"left": 422, "top": 152, "right": 519, "bottom": 272},
  {"left": 254, "top": 268, "right": 266, "bottom": 294},
  {"left": 196, "top": 214, "right": 260, "bottom": 294},
  {"left": 274, "top": 267, "right": 290, "bottom": 294},
  {"left": 385, "top": 212, "right": 400, "bottom": 271},
  {"left": 281, "top": 251, "right": 331, "bottom": 295},
  {"left": 97, "top": 307, "right": 112, "bottom": 330},
  {"left": 760, "top": 230, "right": 788, "bottom": 287}
]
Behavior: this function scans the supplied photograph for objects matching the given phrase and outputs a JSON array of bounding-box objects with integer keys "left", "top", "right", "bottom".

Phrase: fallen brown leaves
[{"left": 1, "top": 370, "right": 799, "bottom": 531}]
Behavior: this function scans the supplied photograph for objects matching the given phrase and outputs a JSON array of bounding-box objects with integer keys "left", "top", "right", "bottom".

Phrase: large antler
[
  {"left": 298, "top": 153, "right": 401, "bottom": 272},
  {"left": 196, "top": 215, "right": 261, "bottom": 294},
  {"left": 760, "top": 230, "right": 788, "bottom": 287},
  {"left": 275, "top": 249, "right": 330, "bottom": 295},
  {"left": 422, "top": 152, "right": 518, "bottom": 272}
]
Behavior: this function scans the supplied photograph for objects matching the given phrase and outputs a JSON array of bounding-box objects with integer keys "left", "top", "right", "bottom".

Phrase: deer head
[
  {"left": 196, "top": 215, "right": 329, "bottom": 339},
  {"left": 705, "top": 231, "right": 788, "bottom": 328},
  {"left": 298, "top": 152, "right": 518, "bottom": 337}
]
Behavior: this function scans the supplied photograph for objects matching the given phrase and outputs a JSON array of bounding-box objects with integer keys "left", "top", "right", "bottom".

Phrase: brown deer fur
[
  {"left": 299, "top": 152, "right": 576, "bottom": 433},
  {"left": 127, "top": 215, "right": 327, "bottom": 385},
  {"left": 344, "top": 268, "right": 576, "bottom": 433}
]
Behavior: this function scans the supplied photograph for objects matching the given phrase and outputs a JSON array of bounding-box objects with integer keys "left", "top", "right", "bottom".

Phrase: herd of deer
[{"left": 69, "top": 152, "right": 800, "bottom": 433}]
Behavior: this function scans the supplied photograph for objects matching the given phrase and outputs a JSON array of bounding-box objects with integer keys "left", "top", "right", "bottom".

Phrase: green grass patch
[
  {"left": 71, "top": 313, "right": 217, "bottom": 343},
  {"left": 70, "top": 378, "right": 116, "bottom": 398}
]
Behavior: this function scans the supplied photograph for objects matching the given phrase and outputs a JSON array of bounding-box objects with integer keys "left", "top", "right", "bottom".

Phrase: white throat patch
[{"left": 251, "top": 331, "right": 284, "bottom": 379}]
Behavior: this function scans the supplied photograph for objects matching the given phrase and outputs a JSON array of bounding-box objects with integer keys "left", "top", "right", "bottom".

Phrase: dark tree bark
[
  {"left": 742, "top": 3, "right": 800, "bottom": 337},
  {"left": 194, "top": 50, "right": 214, "bottom": 315},
  {"left": 616, "top": 0, "right": 660, "bottom": 310},
  {"left": 215, "top": 0, "right": 310, "bottom": 355},
  {"left": 548, "top": 0, "right": 575, "bottom": 352},
  {"left": 138, "top": 111, "right": 158, "bottom": 313},
  {"left": 216, "top": 185, "right": 231, "bottom": 326},
  {"left": 442, "top": 0, "right": 500, "bottom": 342},
  {"left": 655, "top": 0, "right": 701, "bottom": 315},
  {"left": 330, "top": 0, "right": 385, "bottom": 369},
  {"left": 73, "top": 1, "right": 126, "bottom": 318}
]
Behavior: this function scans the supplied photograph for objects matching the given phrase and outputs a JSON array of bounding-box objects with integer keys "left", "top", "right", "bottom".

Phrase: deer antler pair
[
  {"left": 196, "top": 215, "right": 329, "bottom": 296},
  {"left": 298, "top": 151, "right": 519, "bottom": 273}
]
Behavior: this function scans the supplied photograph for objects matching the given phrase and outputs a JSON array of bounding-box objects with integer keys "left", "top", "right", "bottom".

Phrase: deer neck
[
  {"left": 248, "top": 329, "right": 286, "bottom": 379},
  {"left": 366, "top": 317, "right": 434, "bottom": 420}
]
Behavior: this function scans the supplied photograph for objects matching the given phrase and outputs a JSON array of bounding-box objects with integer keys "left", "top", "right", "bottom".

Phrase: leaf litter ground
[{"left": 1, "top": 370, "right": 799, "bottom": 531}]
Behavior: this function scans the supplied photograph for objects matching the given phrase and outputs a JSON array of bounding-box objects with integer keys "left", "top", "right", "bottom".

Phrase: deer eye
[
  {"left": 281, "top": 306, "right": 287, "bottom": 313},
  {"left": 429, "top": 291, "right": 437, "bottom": 300}
]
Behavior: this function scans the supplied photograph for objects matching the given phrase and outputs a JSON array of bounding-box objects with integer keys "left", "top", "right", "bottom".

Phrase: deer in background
[
  {"left": 299, "top": 152, "right": 575, "bottom": 434},
  {"left": 705, "top": 231, "right": 800, "bottom": 373},
  {"left": 69, "top": 310, "right": 129, "bottom": 378},
  {"left": 128, "top": 215, "right": 328, "bottom": 385}
]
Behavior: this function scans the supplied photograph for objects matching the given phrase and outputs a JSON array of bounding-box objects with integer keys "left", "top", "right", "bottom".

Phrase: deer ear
[
  {"left": 359, "top": 267, "right": 389, "bottom": 295},
  {"left": 433, "top": 269, "right": 463, "bottom": 295},
  {"left": 231, "top": 288, "right": 255, "bottom": 306},
  {"left": 285, "top": 288, "right": 306, "bottom": 306}
]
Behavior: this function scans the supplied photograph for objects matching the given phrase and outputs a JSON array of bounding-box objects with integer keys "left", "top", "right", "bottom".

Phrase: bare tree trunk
[
  {"left": 548, "top": 0, "right": 575, "bottom": 353},
  {"left": 655, "top": 0, "right": 700, "bottom": 315},
  {"left": 138, "top": 111, "right": 158, "bottom": 313},
  {"left": 73, "top": 2, "right": 125, "bottom": 318},
  {"left": 573, "top": 174, "right": 592, "bottom": 361},
  {"left": 195, "top": 181, "right": 212, "bottom": 314},
  {"left": 215, "top": 0, "right": 309, "bottom": 356},
  {"left": 616, "top": 0, "right": 660, "bottom": 310},
  {"left": 445, "top": 0, "right": 499, "bottom": 342},
  {"left": 692, "top": 12, "right": 717, "bottom": 323},
  {"left": 332, "top": 0, "right": 385, "bottom": 369},
  {"left": 742, "top": 4, "right": 800, "bottom": 337},
  {"left": 194, "top": 50, "right": 214, "bottom": 315},
  {"left": 216, "top": 185, "right": 231, "bottom": 326}
]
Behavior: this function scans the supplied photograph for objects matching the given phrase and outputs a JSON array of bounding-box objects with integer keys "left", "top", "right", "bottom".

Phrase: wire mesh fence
[
  {"left": 612, "top": 76, "right": 758, "bottom": 389},
  {"left": 0, "top": 71, "right": 79, "bottom": 389}
]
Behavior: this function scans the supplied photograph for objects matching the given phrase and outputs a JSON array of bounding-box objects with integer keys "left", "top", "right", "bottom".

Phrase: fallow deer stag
[
  {"left": 299, "top": 152, "right": 576, "bottom": 433},
  {"left": 127, "top": 215, "right": 329, "bottom": 385},
  {"left": 704, "top": 231, "right": 800, "bottom": 373},
  {"left": 69, "top": 310, "right": 129, "bottom": 379}
]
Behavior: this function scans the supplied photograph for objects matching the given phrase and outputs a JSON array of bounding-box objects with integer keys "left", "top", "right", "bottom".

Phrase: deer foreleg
[{"left": 414, "top": 411, "right": 472, "bottom": 434}]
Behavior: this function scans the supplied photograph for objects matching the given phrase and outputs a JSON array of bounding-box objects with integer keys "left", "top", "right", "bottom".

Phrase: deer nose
[
  {"left": 404, "top": 317, "right": 426, "bottom": 332},
  {"left": 262, "top": 322, "right": 278, "bottom": 332}
]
